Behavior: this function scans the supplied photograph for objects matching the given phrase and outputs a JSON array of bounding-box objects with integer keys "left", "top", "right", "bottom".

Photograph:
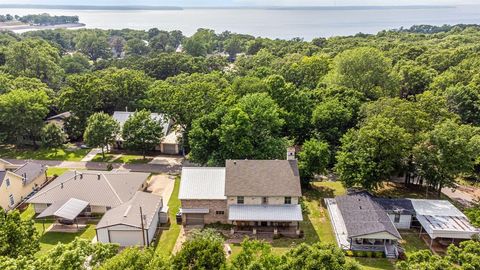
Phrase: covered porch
[
  {"left": 37, "top": 198, "right": 90, "bottom": 232},
  {"left": 228, "top": 204, "right": 303, "bottom": 236}
]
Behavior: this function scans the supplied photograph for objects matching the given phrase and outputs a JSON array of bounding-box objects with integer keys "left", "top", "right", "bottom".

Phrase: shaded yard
[
  {"left": 21, "top": 205, "right": 97, "bottom": 256},
  {"left": 155, "top": 177, "right": 181, "bottom": 257},
  {"left": 0, "top": 144, "right": 89, "bottom": 161}
]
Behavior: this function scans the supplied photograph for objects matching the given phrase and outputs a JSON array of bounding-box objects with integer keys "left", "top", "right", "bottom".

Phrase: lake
[{"left": 2, "top": 6, "right": 480, "bottom": 39}]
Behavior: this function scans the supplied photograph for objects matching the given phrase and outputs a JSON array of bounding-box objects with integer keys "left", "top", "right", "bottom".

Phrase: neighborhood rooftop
[
  {"left": 335, "top": 192, "right": 401, "bottom": 239},
  {"left": 179, "top": 167, "right": 226, "bottom": 200},
  {"left": 228, "top": 204, "right": 303, "bottom": 222},
  {"left": 13, "top": 162, "right": 47, "bottom": 185},
  {"left": 113, "top": 111, "right": 170, "bottom": 136},
  {"left": 97, "top": 191, "right": 163, "bottom": 229},
  {"left": 27, "top": 170, "right": 149, "bottom": 207},
  {"left": 373, "top": 197, "right": 415, "bottom": 215},
  {"left": 225, "top": 160, "right": 302, "bottom": 197}
]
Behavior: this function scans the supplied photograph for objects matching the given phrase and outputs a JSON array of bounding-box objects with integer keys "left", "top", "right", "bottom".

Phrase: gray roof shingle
[
  {"left": 373, "top": 198, "right": 415, "bottom": 215},
  {"left": 336, "top": 192, "right": 401, "bottom": 239},
  {"left": 28, "top": 171, "right": 149, "bottom": 208},
  {"left": 96, "top": 191, "right": 162, "bottom": 229},
  {"left": 14, "top": 162, "right": 46, "bottom": 185},
  {"left": 225, "top": 160, "right": 301, "bottom": 197}
]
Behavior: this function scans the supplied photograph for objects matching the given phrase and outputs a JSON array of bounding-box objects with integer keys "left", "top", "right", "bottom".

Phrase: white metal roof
[
  {"left": 417, "top": 214, "right": 479, "bottom": 239},
  {"left": 228, "top": 205, "right": 303, "bottom": 222},
  {"left": 179, "top": 167, "right": 226, "bottom": 200},
  {"left": 113, "top": 111, "right": 170, "bottom": 137},
  {"left": 410, "top": 199, "right": 465, "bottom": 217},
  {"left": 38, "top": 198, "right": 89, "bottom": 220},
  {"left": 180, "top": 208, "right": 210, "bottom": 214}
]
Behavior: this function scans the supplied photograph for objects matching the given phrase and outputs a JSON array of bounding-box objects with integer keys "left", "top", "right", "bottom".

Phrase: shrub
[{"left": 366, "top": 251, "right": 373, "bottom": 257}]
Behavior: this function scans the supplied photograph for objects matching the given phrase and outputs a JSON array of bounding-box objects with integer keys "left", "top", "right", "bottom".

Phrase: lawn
[
  {"left": 21, "top": 205, "right": 97, "bottom": 256},
  {"left": 91, "top": 153, "right": 152, "bottom": 164},
  {"left": 155, "top": 177, "right": 181, "bottom": 257},
  {"left": 399, "top": 229, "right": 430, "bottom": 255},
  {"left": 46, "top": 167, "right": 71, "bottom": 177},
  {"left": 0, "top": 145, "right": 90, "bottom": 161}
]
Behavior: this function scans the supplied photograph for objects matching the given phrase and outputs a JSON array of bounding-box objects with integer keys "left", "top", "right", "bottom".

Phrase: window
[
  {"left": 215, "top": 211, "right": 225, "bottom": 215},
  {"left": 5, "top": 178, "right": 10, "bottom": 187},
  {"left": 237, "top": 196, "right": 244, "bottom": 204},
  {"left": 262, "top": 197, "right": 268, "bottom": 204},
  {"left": 394, "top": 214, "right": 401, "bottom": 223},
  {"left": 284, "top": 197, "right": 292, "bottom": 204},
  {"left": 9, "top": 194, "right": 14, "bottom": 206}
]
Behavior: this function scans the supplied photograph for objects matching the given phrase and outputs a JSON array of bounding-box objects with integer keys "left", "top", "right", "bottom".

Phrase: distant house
[
  {"left": 179, "top": 149, "right": 303, "bottom": 233},
  {"left": 45, "top": 112, "right": 71, "bottom": 130},
  {"left": 325, "top": 192, "right": 479, "bottom": 258},
  {"left": 112, "top": 111, "right": 181, "bottom": 155},
  {"left": 27, "top": 170, "right": 168, "bottom": 247},
  {"left": 0, "top": 160, "right": 47, "bottom": 210}
]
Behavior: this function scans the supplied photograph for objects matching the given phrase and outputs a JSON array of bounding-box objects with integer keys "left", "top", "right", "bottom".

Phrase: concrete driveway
[
  {"left": 148, "top": 155, "right": 183, "bottom": 166},
  {"left": 148, "top": 174, "right": 176, "bottom": 203}
]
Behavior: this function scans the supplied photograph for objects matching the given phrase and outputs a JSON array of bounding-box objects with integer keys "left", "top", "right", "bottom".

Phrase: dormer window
[
  {"left": 237, "top": 196, "right": 244, "bottom": 204},
  {"left": 9, "top": 194, "right": 14, "bottom": 206}
]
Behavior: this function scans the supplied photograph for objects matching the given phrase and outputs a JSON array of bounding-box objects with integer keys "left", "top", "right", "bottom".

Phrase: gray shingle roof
[
  {"left": 228, "top": 204, "right": 303, "bottom": 222},
  {"left": 96, "top": 191, "right": 162, "bottom": 229},
  {"left": 113, "top": 111, "right": 170, "bottom": 137},
  {"left": 27, "top": 171, "right": 149, "bottom": 208},
  {"left": 225, "top": 160, "right": 301, "bottom": 197},
  {"left": 14, "top": 162, "right": 46, "bottom": 185},
  {"left": 335, "top": 192, "right": 401, "bottom": 239},
  {"left": 179, "top": 167, "right": 226, "bottom": 200},
  {"left": 373, "top": 198, "right": 415, "bottom": 215}
]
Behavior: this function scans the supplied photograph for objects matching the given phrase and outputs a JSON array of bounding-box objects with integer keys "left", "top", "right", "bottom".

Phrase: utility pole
[{"left": 140, "top": 207, "right": 146, "bottom": 246}]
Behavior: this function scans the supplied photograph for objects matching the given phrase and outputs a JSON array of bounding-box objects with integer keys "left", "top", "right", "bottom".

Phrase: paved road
[
  {"left": 6, "top": 158, "right": 182, "bottom": 174},
  {"left": 442, "top": 187, "right": 478, "bottom": 207}
]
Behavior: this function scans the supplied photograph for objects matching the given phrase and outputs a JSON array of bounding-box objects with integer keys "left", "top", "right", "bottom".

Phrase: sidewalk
[{"left": 81, "top": 148, "right": 102, "bottom": 162}]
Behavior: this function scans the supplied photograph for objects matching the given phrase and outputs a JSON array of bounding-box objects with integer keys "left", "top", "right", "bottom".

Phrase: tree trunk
[
  {"left": 102, "top": 146, "right": 105, "bottom": 159},
  {"left": 437, "top": 182, "right": 443, "bottom": 198}
]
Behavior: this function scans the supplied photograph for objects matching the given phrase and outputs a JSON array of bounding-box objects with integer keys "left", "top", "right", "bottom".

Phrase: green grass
[
  {"left": 349, "top": 257, "right": 395, "bottom": 270},
  {"left": 46, "top": 167, "right": 71, "bottom": 177},
  {"left": 21, "top": 205, "right": 97, "bottom": 256},
  {"left": 91, "top": 153, "right": 152, "bottom": 164},
  {"left": 399, "top": 230, "right": 430, "bottom": 255},
  {"left": 0, "top": 145, "right": 90, "bottom": 161},
  {"left": 155, "top": 177, "right": 181, "bottom": 257}
]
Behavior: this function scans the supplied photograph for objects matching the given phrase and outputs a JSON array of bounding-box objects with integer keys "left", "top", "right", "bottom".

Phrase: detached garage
[{"left": 96, "top": 191, "right": 164, "bottom": 247}]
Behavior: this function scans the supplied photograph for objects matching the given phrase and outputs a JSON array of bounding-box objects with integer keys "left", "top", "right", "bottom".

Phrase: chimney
[
  {"left": 80, "top": 173, "right": 83, "bottom": 179},
  {"left": 74, "top": 170, "right": 77, "bottom": 180},
  {"left": 287, "top": 147, "right": 296, "bottom": 160},
  {"left": 61, "top": 182, "right": 64, "bottom": 189},
  {"left": 97, "top": 174, "right": 101, "bottom": 180}
]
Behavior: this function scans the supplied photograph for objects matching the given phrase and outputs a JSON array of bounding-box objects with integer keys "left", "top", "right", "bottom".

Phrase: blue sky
[{"left": 2, "top": 0, "right": 478, "bottom": 6}]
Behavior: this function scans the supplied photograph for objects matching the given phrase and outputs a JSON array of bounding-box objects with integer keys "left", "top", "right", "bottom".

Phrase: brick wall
[{"left": 181, "top": 199, "right": 228, "bottom": 224}]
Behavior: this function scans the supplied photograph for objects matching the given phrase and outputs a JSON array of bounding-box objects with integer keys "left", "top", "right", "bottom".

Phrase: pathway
[{"left": 80, "top": 148, "right": 102, "bottom": 162}]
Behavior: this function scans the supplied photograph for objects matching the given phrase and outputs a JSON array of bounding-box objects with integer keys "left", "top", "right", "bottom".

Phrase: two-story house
[
  {"left": 179, "top": 152, "right": 303, "bottom": 230},
  {"left": 0, "top": 160, "right": 47, "bottom": 210}
]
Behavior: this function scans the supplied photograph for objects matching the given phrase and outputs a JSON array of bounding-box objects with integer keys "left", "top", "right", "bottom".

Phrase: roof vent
[
  {"left": 97, "top": 174, "right": 101, "bottom": 180},
  {"left": 61, "top": 183, "right": 64, "bottom": 189},
  {"left": 123, "top": 205, "right": 132, "bottom": 217},
  {"left": 233, "top": 161, "right": 236, "bottom": 165},
  {"left": 80, "top": 173, "right": 83, "bottom": 179}
]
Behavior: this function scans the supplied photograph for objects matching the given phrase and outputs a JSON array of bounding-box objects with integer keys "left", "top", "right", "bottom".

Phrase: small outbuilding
[{"left": 96, "top": 191, "right": 164, "bottom": 247}]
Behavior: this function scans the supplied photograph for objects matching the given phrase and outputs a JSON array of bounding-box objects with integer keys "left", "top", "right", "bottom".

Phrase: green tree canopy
[
  {"left": 83, "top": 112, "right": 119, "bottom": 158},
  {"left": 298, "top": 138, "right": 330, "bottom": 182},
  {"left": 0, "top": 209, "right": 39, "bottom": 258},
  {"left": 121, "top": 109, "right": 163, "bottom": 158},
  {"left": 41, "top": 122, "right": 67, "bottom": 149}
]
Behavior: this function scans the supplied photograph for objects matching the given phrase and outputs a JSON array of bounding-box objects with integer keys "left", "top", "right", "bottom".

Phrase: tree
[
  {"left": 0, "top": 89, "right": 50, "bottom": 146},
  {"left": 74, "top": 31, "right": 110, "bottom": 61},
  {"left": 171, "top": 229, "right": 226, "bottom": 270},
  {"left": 396, "top": 250, "right": 453, "bottom": 270},
  {"left": 325, "top": 47, "right": 398, "bottom": 100},
  {"left": 109, "top": 36, "right": 125, "bottom": 58},
  {"left": 97, "top": 247, "right": 169, "bottom": 270},
  {"left": 5, "top": 38, "right": 63, "bottom": 88},
  {"left": 394, "top": 60, "right": 436, "bottom": 98},
  {"left": 122, "top": 110, "right": 163, "bottom": 159},
  {"left": 125, "top": 38, "right": 149, "bottom": 56},
  {"left": 183, "top": 37, "right": 207, "bottom": 57},
  {"left": 190, "top": 93, "right": 288, "bottom": 165},
  {"left": 281, "top": 242, "right": 360, "bottom": 270},
  {"left": 465, "top": 202, "right": 480, "bottom": 227},
  {"left": 445, "top": 84, "right": 480, "bottom": 125},
  {"left": 335, "top": 117, "right": 411, "bottom": 190},
  {"left": 83, "top": 113, "right": 119, "bottom": 159},
  {"left": 224, "top": 36, "right": 244, "bottom": 60},
  {"left": 312, "top": 98, "right": 353, "bottom": 145},
  {"left": 0, "top": 209, "right": 39, "bottom": 258},
  {"left": 230, "top": 239, "right": 282, "bottom": 270},
  {"left": 41, "top": 123, "right": 67, "bottom": 149},
  {"left": 413, "top": 120, "right": 480, "bottom": 196},
  {"left": 298, "top": 139, "right": 330, "bottom": 182},
  {"left": 60, "top": 53, "right": 90, "bottom": 74},
  {"left": 34, "top": 238, "right": 118, "bottom": 270}
]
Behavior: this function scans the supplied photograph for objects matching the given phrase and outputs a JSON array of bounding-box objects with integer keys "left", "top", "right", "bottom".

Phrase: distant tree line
[{"left": 18, "top": 13, "right": 80, "bottom": 25}]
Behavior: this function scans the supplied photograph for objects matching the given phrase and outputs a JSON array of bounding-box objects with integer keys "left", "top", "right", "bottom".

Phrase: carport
[{"left": 37, "top": 198, "right": 90, "bottom": 231}]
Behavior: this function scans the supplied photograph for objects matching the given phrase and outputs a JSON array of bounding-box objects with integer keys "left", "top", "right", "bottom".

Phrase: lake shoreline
[{"left": 0, "top": 22, "right": 85, "bottom": 32}]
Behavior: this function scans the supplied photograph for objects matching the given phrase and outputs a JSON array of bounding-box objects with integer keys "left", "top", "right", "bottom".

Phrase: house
[
  {"left": 410, "top": 199, "right": 479, "bottom": 247},
  {"left": 45, "top": 112, "right": 71, "bottom": 130},
  {"left": 179, "top": 151, "right": 303, "bottom": 233},
  {"left": 28, "top": 170, "right": 149, "bottom": 215},
  {"left": 373, "top": 197, "right": 415, "bottom": 229},
  {"left": 112, "top": 111, "right": 181, "bottom": 155},
  {"left": 28, "top": 170, "right": 168, "bottom": 247},
  {"left": 96, "top": 191, "right": 165, "bottom": 247},
  {"left": 0, "top": 160, "right": 47, "bottom": 210},
  {"left": 325, "top": 192, "right": 402, "bottom": 258}
]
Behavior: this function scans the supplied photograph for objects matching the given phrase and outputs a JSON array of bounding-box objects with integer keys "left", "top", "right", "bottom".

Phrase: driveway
[
  {"left": 148, "top": 174, "right": 176, "bottom": 203},
  {"left": 148, "top": 155, "right": 183, "bottom": 166},
  {"left": 442, "top": 187, "right": 478, "bottom": 207}
]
